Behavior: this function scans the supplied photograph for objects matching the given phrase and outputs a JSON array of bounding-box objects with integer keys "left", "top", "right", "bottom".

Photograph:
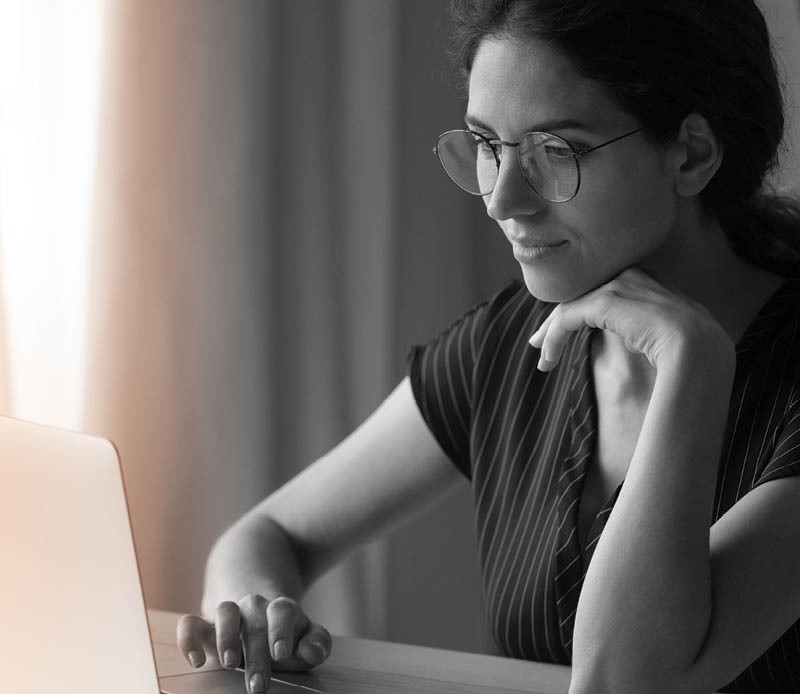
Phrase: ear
[{"left": 669, "top": 113, "right": 724, "bottom": 198}]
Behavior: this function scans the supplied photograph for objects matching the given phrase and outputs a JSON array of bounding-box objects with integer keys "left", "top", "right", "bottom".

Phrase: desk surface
[{"left": 148, "top": 609, "right": 572, "bottom": 694}]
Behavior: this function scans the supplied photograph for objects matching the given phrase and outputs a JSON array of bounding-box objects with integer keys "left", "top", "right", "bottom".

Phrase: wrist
[{"left": 657, "top": 324, "right": 736, "bottom": 381}]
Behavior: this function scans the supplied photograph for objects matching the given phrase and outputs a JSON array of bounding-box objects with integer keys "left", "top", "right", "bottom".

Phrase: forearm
[
  {"left": 571, "top": 342, "right": 735, "bottom": 692},
  {"left": 201, "top": 512, "right": 308, "bottom": 618}
]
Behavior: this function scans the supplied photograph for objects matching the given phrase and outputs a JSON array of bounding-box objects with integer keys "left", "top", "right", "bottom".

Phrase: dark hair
[{"left": 449, "top": 0, "right": 800, "bottom": 274}]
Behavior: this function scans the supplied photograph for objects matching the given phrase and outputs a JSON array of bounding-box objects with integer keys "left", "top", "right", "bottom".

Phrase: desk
[{"left": 148, "top": 609, "right": 572, "bottom": 694}]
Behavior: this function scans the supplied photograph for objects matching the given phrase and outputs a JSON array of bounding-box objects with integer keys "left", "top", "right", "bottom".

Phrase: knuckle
[
  {"left": 239, "top": 593, "right": 267, "bottom": 614},
  {"left": 268, "top": 596, "right": 299, "bottom": 614},
  {"left": 547, "top": 304, "right": 563, "bottom": 328},
  {"left": 242, "top": 620, "right": 268, "bottom": 639},
  {"left": 244, "top": 654, "right": 269, "bottom": 671},
  {"left": 216, "top": 623, "right": 239, "bottom": 642},
  {"left": 596, "top": 290, "right": 617, "bottom": 311},
  {"left": 176, "top": 613, "right": 204, "bottom": 641},
  {"left": 217, "top": 600, "right": 239, "bottom": 614},
  {"left": 216, "top": 603, "right": 240, "bottom": 636}
]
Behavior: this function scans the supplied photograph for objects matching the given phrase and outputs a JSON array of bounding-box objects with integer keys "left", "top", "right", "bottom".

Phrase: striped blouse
[{"left": 407, "top": 272, "right": 800, "bottom": 693}]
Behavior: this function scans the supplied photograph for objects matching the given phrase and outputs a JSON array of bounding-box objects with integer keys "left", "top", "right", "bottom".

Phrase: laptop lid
[{"left": 0, "top": 415, "right": 161, "bottom": 694}]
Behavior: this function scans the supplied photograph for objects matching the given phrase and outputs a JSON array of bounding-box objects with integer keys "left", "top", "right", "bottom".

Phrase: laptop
[{"left": 0, "top": 415, "right": 308, "bottom": 694}]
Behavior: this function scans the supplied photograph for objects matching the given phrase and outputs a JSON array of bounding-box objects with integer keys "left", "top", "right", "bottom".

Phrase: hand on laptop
[{"left": 177, "top": 593, "right": 331, "bottom": 693}]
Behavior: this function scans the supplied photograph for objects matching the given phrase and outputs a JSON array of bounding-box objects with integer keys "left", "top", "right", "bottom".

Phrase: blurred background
[{"left": 0, "top": 0, "right": 798, "bottom": 655}]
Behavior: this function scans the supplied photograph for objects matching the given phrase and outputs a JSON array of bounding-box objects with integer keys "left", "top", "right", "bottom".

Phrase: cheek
[{"left": 570, "top": 168, "right": 677, "bottom": 264}]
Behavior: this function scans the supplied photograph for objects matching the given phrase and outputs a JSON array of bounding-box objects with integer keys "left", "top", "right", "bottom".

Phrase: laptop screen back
[{"left": 0, "top": 416, "right": 160, "bottom": 694}]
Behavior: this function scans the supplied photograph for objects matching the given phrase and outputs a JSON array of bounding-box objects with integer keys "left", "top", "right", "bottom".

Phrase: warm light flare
[{"left": 0, "top": 0, "right": 106, "bottom": 428}]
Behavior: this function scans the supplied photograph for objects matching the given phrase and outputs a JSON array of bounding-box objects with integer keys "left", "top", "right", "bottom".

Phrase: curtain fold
[
  {"left": 83, "top": 0, "right": 515, "bottom": 649},
  {"left": 763, "top": 0, "right": 800, "bottom": 190},
  {"left": 85, "top": 0, "right": 279, "bottom": 621}
]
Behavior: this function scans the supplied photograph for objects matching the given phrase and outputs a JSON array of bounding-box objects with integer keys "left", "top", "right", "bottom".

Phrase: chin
[{"left": 519, "top": 265, "right": 589, "bottom": 304}]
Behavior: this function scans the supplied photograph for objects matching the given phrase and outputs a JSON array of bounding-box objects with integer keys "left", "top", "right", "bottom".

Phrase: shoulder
[
  {"left": 723, "top": 271, "right": 800, "bottom": 491},
  {"left": 738, "top": 268, "right": 800, "bottom": 367},
  {"left": 407, "top": 279, "right": 552, "bottom": 396}
]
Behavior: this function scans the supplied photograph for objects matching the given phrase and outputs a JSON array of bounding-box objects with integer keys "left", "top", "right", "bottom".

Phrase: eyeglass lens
[{"left": 436, "top": 130, "right": 579, "bottom": 202}]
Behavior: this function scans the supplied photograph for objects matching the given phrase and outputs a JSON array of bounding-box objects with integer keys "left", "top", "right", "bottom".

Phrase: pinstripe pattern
[{"left": 407, "top": 275, "right": 800, "bottom": 692}]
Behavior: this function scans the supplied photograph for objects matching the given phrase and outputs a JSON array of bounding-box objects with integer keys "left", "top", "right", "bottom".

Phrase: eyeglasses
[{"left": 432, "top": 124, "right": 650, "bottom": 203}]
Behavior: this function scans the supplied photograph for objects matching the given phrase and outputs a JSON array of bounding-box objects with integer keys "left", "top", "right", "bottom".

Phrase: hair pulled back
[{"left": 449, "top": 0, "right": 800, "bottom": 273}]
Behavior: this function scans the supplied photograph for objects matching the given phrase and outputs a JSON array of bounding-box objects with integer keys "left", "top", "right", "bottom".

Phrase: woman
[{"left": 177, "top": 1, "right": 800, "bottom": 692}]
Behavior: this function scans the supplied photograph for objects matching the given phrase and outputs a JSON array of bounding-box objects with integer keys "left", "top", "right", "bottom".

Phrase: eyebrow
[{"left": 464, "top": 114, "right": 592, "bottom": 135}]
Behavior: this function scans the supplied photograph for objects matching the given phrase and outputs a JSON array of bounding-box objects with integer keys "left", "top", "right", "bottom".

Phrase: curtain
[
  {"left": 83, "top": 0, "right": 514, "bottom": 651},
  {"left": 765, "top": 0, "right": 800, "bottom": 191}
]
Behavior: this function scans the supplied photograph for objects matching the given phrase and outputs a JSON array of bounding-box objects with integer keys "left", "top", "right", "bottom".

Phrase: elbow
[
  {"left": 569, "top": 671, "right": 678, "bottom": 694},
  {"left": 569, "top": 650, "right": 687, "bottom": 694},
  {"left": 570, "top": 673, "right": 709, "bottom": 694},
  {"left": 569, "top": 617, "right": 710, "bottom": 694}
]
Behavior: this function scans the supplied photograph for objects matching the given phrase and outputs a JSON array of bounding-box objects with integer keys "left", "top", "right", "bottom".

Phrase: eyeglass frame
[{"left": 433, "top": 124, "right": 652, "bottom": 203}]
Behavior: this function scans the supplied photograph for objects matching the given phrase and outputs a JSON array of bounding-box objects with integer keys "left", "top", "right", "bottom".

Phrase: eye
[
  {"left": 471, "top": 133, "right": 498, "bottom": 158},
  {"left": 543, "top": 140, "right": 574, "bottom": 159}
]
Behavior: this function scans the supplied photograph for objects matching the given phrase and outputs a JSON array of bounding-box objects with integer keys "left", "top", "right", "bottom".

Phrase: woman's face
[{"left": 468, "top": 38, "right": 680, "bottom": 302}]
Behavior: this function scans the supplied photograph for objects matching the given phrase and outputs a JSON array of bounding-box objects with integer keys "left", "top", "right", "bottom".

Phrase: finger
[
  {"left": 537, "top": 296, "right": 607, "bottom": 370},
  {"left": 537, "top": 304, "right": 575, "bottom": 371},
  {"left": 528, "top": 306, "right": 558, "bottom": 348},
  {"left": 296, "top": 623, "right": 332, "bottom": 667},
  {"left": 538, "top": 323, "right": 571, "bottom": 371},
  {"left": 267, "top": 596, "right": 309, "bottom": 663},
  {"left": 177, "top": 613, "right": 214, "bottom": 668},
  {"left": 238, "top": 594, "right": 271, "bottom": 693},
  {"left": 529, "top": 325, "right": 545, "bottom": 349},
  {"left": 215, "top": 601, "right": 242, "bottom": 669}
]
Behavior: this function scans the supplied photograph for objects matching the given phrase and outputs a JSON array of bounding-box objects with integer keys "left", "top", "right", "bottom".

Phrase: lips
[
  {"left": 511, "top": 239, "right": 568, "bottom": 263},
  {"left": 508, "top": 237, "right": 566, "bottom": 248}
]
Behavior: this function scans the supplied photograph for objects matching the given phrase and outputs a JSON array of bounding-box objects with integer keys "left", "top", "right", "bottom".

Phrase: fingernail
[
  {"left": 223, "top": 649, "right": 237, "bottom": 668},
  {"left": 250, "top": 673, "right": 265, "bottom": 693},
  {"left": 188, "top": 650, "right": 201, "bottom": 667},
  {"left": 274, "top": 639, "right": 289, "bottom": 660},
  {"left": 309, "top": 639, "right": 328, "bottom": 658}
]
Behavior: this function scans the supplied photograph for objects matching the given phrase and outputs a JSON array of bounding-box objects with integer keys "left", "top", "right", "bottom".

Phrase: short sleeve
[
  {"left": 406, "top": 281, "right": 524, "bottom": 479},
  {"left": 756, "top": 401, "right": 800, "bottom": 486}
]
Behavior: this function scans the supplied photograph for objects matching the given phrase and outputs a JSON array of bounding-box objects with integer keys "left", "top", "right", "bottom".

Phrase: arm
[
  {"left": 572, "top": 341, "right": 800, "bottom": 693},
  {"left": 533, "top": 268, "right": 800, "bottom": 693},
  {"left": 571, "top": 339, "right": 730, "bottom": 692},
  {"left": 178, "top": 376, "right": 464, "bottom": 692},
  {"left": 203, "top": 375, "right": 464, "bottom": 609}
]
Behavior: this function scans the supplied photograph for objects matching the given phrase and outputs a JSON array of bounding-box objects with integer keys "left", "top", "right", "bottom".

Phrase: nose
[{"left": 485, "top": 147, "right": 547, "bottom": 221}]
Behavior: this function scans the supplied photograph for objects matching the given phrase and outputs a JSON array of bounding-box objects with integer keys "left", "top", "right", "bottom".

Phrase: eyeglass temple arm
[
  {"left": 482, "top": 124, "right": 652, "bottom": 158},
  {"left": 575, "top": 124, "right": 653, "bottom": 156}
]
